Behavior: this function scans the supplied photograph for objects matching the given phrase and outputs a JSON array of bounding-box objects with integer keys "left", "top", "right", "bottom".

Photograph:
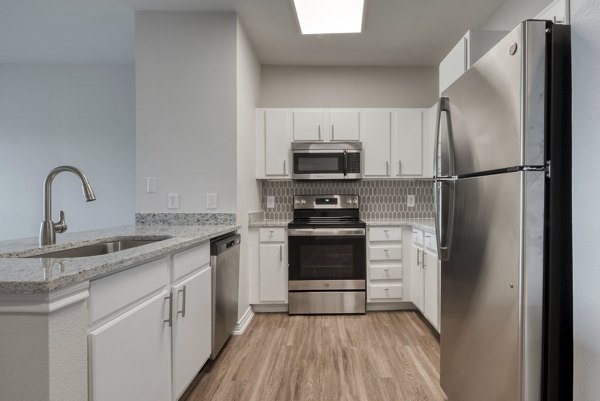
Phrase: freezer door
[
  {"left": 440, "top": 171, "right": 545, "bottom": 401},
  {"left": 438, "top": 21, "right": 548, "bottom": 177}
]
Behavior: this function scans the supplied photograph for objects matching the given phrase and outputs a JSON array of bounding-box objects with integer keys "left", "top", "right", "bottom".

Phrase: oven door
[
  {"left": 292, "top": 151, "right": 346, "bottom": 180},
  {"left": 288, "top": 228, "right": 366, "bottom": 290}
]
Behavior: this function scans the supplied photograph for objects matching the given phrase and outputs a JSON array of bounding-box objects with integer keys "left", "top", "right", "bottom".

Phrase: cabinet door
[
  {"left": 89, "top": 291, "right": 172, "bottom": 401},
  {"left": 423, "top": 250, "right": 440, "bottom": 331},
  {"left": 329, "top": 110, "right": 360, "bottom": 141},
  {"left": 172, "top": 267, "right": 212, "bottom": 400},
  {"left": 264, "top": 110, "right": 290, "bottom": 177},
  {"left": 439, "top": 34, "right": 468, "bottom": 95},
  {"left": 293, "top": 111, "right": 324, "bottom": 141},
  {"left": 411, "top": 245, "right": 424, "bottom": 311},
  {"left": 395, "top": 109, "right": 423, "bottom": 176},
  {"left": 259, "top": 243, "right": 287, "bottom": 302},
  {"left": 363, "top": 111, "right": 392, "bottom": 177}
]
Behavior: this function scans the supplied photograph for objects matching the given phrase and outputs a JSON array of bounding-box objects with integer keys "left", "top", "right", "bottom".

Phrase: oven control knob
[
  {"left": 353, "top": 199, "right": 358, "bottom": 204},
  {"left": 300, "top": 200, "right": 307, "bottom": 204},
  {"left": 346, "top": 199, "right": 352, "bottom": 204},
  {"left": 294, "top": 200, "right": 300, "bottom": 205}
]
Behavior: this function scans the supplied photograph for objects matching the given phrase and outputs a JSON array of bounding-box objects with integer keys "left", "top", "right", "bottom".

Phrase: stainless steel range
[{"left": 287, "top": 195, "right": 366, "bottom": 315}]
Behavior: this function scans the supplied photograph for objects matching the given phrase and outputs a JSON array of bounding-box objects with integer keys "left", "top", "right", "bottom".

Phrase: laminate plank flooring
[{"left": 185, "top": 312, "right": 447, "bottom": 401}]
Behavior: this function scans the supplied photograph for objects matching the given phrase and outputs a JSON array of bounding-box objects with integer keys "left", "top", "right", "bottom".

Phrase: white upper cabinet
[
  {"left": 394, "top": 109, "right": 424, "bottom": 177},
  {"left": 439, "top": 36, "right": 468, "bottom": 96},
  {"left": 292, "top": 110, "right": 360, "bottom": 141},
  {"left": 362, "top": 110, "right": 392, "bottom": 177},
  {"left": 536, "top": 0, "right": 569, "bottom": 24},
  {"left": 329, "top": 110, "right": 360, "bottom": 141},
  {"left": 292, "top": 110, "right": 325, "bottom": 141},
  {"left": 439, "top": 30, "right": 508, "bottom": 95},
  {"left": 256, "top": 109, "right": 291, "bottom": 178}
]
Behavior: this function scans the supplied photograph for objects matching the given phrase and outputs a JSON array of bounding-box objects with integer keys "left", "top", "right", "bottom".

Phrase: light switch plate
[
  {"left": 266, "top": 196, "right": 275, "bottom": 209},
  {"left": 168, "top": 193, "right": 180, "bottom": 209},
  {"left": 207, "top": 193, "right": 217, "bottom": 209},
  {"left": 407, "top": 195, "right": 416, "bottom": 208},
  {"left": 146, "top": 177, "right": 157, "bottom": 193}
]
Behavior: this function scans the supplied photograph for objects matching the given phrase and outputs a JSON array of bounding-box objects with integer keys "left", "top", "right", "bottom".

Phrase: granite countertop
[
  {"left": 363, "top": 218, "right": 436, "bottom": 231},
  {"left": 0, "top": 224, "right": 239, "bottom": 295},
  {"left": 249, "top": 218, "right": 435, "bottom": 231},
  {"left": 248, "top": 219, "right": 291, "bottom": 228}
]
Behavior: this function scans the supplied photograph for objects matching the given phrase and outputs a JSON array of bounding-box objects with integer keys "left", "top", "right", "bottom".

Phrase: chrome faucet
[{"left": 39, "top": 166, "right": 96, "bottom": 246}]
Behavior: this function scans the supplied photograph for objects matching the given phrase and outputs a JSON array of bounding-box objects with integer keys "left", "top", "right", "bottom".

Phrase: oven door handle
[{"left": 288, "top": 228, "right": 366, "bottom": 237}]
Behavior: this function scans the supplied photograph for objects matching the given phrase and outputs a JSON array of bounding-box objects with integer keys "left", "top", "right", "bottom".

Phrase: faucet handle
[{"left": 53, "top": 211, "right": 68, "bottom": 233}]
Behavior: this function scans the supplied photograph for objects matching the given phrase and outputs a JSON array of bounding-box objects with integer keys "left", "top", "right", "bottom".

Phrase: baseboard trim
[
  {"left": 251, "top": 303, "right": 288, "bottom": 313},
  {"left": 233, "top": 307, "right": 254, "bottom": 335},
  {"left": 366, "top": 301, "right": 416, "bottom": 312}
]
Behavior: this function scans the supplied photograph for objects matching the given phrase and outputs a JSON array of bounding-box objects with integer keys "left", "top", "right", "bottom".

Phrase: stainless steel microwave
[{"left": 291, "top": 142, "right": 363, "bottom": 180}]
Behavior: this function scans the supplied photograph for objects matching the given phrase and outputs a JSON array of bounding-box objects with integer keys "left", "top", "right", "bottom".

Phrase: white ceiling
[{"left": 0, "top": 0, "right": 510, "bottom": 66}]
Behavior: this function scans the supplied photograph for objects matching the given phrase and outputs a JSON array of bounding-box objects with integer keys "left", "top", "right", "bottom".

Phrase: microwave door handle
[{"left": 343, "top": 151, "right": 348, "bottom": 176}]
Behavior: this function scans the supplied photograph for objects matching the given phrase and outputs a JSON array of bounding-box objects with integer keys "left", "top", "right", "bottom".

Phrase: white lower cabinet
[
  {"left": 89, "top": 291, "right": 172, "bottom": 401},
  {"left": 410, "top": 228, "right": 440, "bottom": 332},
  {"left": 259, "top": 228, "right": 288, "bottom": 303},
  {"left": 410, "top": 244, "right": 424, "bottom": 311},
  {"left": 367, "top": 226, "right": 404, "bottom": 303},
  {"left": 88, "top": 242, "right": 216, "bottom": 401},
  {"left": 172, "top": 266, "right": 212, "bottom": 400},
  {"left": 423, "top": 249, "right": 440, "bottom": 331}
]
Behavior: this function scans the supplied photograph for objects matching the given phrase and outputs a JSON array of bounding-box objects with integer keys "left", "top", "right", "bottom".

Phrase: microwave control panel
[{"left": 346, "top": 153, "right": 361, "bottom": 173}]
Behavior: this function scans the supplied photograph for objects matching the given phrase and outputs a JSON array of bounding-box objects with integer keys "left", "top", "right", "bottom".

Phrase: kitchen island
[{"left": 0, "top": 223, "right": 239, "bottom": 401}]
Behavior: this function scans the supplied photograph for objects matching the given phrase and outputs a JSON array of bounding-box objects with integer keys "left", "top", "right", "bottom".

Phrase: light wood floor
[{"left": 184, "top": 312, "right": 446, "bottom": 401}]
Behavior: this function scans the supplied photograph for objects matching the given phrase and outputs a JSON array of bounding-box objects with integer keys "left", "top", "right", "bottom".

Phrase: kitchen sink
[{"left": 25, "top": 237, "right": 171, "bottom": 259}]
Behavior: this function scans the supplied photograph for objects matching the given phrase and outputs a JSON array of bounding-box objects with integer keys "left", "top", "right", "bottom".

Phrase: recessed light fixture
[{"left": 293, "top": 0, "right": 365, "bottom": 35}]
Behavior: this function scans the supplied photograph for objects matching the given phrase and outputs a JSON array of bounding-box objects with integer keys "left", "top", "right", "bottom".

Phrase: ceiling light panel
[{"left": 293, "top": 0, "right": 365, "bottom": 35}]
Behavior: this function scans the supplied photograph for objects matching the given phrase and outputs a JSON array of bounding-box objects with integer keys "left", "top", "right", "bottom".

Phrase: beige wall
[
  {"left": 235, "top": 19, "right": 261, "bottom": 321},
  {"left": 259, "top": 65, "right": 438, "bottom": 108},
  {"left": 572, "top": 0, "right": 600, "bottom": 399},
  {"left": 136, "top": 11, "right": 237, "bottom": 213}
]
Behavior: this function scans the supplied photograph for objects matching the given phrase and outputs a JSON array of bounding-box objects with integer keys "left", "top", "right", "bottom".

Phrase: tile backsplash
[{"left": 261, "top": 180, "right": 434, "bottom": 220}]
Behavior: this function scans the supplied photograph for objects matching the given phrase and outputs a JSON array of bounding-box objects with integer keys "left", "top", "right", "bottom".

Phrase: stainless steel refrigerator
[{"left": 434, "top": 20, "right": 573, "bottom": 401}]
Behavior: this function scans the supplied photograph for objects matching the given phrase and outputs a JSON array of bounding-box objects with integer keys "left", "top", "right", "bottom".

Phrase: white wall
[
  {"left": 0, "top": 63, "right": 135, "bottom": 241},
  {"left": 235, "top": 20, "right": 262, "bottom": 321},
  {"left": 572, "top": 1, "right": 600, "bottom": 399},
  {"left": 481, "top": 0, "right": 553, "bottom": 30},
  {"left": 260, "top": 66, "right": 438, "bottom": 108},
  {"left": 135, "top": 12, "right": 237, "bottom": 213}
]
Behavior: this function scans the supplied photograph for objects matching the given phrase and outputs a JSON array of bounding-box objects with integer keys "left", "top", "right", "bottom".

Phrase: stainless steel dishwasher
[{"left": 209, "top": 233, "right": 241, "bottom": 359}]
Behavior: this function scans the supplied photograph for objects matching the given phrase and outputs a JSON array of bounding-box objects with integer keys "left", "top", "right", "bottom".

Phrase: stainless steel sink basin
[{"left": 26, "top": 238, "right": 170, "bottom": 259}]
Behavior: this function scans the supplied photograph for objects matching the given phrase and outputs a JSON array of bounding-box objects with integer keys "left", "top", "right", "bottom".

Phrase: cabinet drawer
[
  {"left": 369, "top": 284, "right": 403, "bottom": 300},
  {"left": 89, "top": 258, "right": 169, "bottom": 324},
  {"left": 370, "top": 265, "right": 403, "bottom": 280},
  {"left": 369, "top": 227, "right": 403, "bottom": 242},
  {"left": 369, "top": 246, "right": 402, "bottom": 261},
  {"left": 259, "top": 228, "right": 286, "bottom": 243},
  {"left": 172, "top": 243, "right": 210, "bottom": 282},
  {"left": 424, "top": 230, "right": 437, "bottom": 253},
  {"left": 412, "top": 229, "right": 423, "bottom": 246}
]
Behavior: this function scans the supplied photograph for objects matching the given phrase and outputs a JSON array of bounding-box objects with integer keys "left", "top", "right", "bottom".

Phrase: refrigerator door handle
[
  {"left": 434, "top": 97, "right": 456, "bottom": 261},
  {"left": 434, "top": 97, "right": 456, "bottom": 178},
  {"left": 435, "top": 179, "right": 456, "bottom": 261}
]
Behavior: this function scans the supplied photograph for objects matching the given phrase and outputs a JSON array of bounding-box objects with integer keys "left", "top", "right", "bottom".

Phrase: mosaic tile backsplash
[{"left": 261, "top": 180, "right": 435, "bottom": 220}]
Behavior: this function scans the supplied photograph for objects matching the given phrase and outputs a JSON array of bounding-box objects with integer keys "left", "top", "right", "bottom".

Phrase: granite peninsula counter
[{"left": 0, "top": 224, "right": 239, "bottom": 294}]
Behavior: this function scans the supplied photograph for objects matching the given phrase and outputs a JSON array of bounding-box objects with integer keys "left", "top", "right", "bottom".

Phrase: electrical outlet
[
  {"left": 267, "top": 196, "right": 275, "bottom": 209},
  {"left": 207, "top": 193, "right": 217, "bottom": 209},
  {"left": 407, "top": 195, "right": 416, "bottom": 208},
  {"left": 167, "top": 193, "right": 180, "bottom": 209},
  {"left": 146, "top": 177, "right": 157, "bottom": 193}
]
